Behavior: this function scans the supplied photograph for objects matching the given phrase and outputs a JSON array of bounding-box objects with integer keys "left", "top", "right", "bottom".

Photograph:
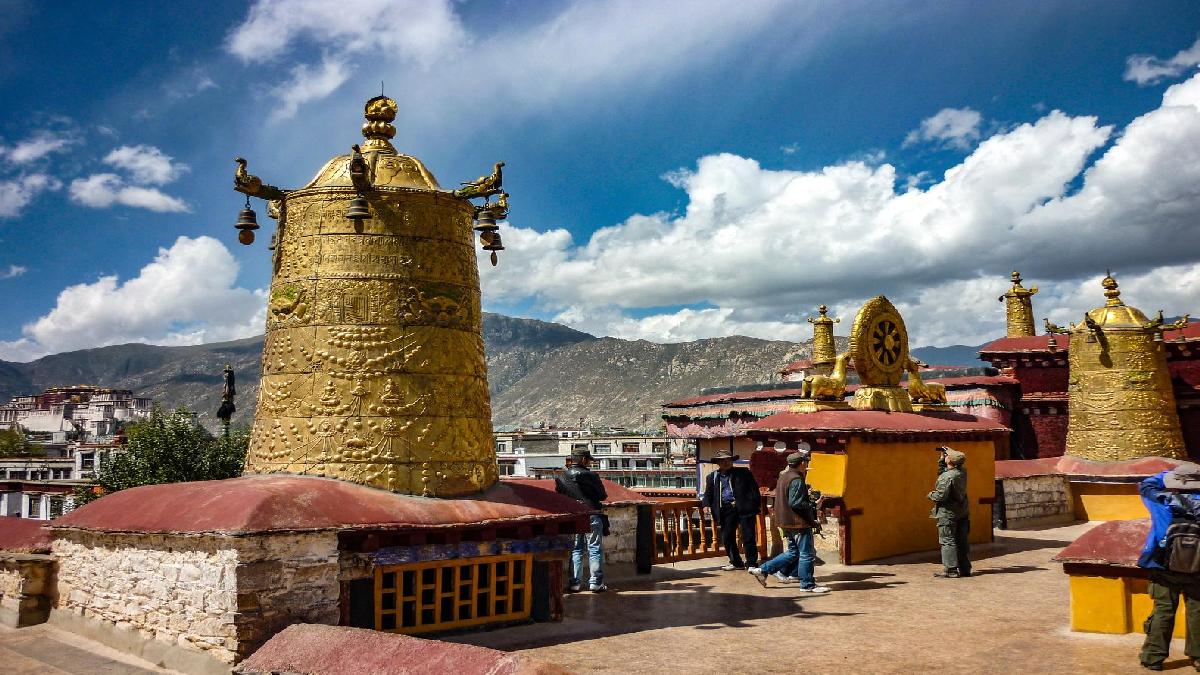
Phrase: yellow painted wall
[
  {"left": 842, "top": 438, "right": 995, "bottom": 564},
  {"left": 1070, "top": 481, "right": 1145, "bottom": 521},
  {"left": 806, "top": 453, "right": 847, "bottom": 498},
  {"left": 1069, "top": 574, "right": 1186, "bottom": 637}
]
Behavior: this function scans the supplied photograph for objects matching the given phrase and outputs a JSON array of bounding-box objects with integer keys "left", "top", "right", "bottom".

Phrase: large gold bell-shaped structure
[
  {"left": 244, "top": 95, "right": 498, "bottom": 496},
  {"left": 1064, "top": 274, "right": 1186, "bottom": 462}
]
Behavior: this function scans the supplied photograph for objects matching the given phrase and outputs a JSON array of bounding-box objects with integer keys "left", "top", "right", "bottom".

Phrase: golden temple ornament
[
  {"left": 1061, "top": 273, "right": 1186, "bottom": 462},
  {"left": 807, "top": 304, "right": 841, "bottom": 370},
  {"left": 848, "top": 295, "right": 913, "bottom": 412},
  {"left": 1000, "top": 271, "right": 1038, "bottom": 338},
  {"left": 232, "top": 95, "right": 511, "bottom": 496}
]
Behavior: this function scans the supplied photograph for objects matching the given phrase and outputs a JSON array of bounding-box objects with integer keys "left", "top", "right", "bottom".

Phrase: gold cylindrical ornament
[
  {"left": 244, "top": 97, "right": 498, "bottom": 497},
  {"left": 1002, "top": 271, "right": 1038, "bottom": 338},
  {"left": 1064, "top": 276, "right": 1185, "bottom": 462}
]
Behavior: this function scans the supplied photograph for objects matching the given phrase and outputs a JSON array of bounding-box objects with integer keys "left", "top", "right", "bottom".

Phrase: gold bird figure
[
  {"left": 234, "top": 157, "right": 262, "bottom": 193},
  {"left": 454, "top": 161, "right": 505, "bottom": 199}
]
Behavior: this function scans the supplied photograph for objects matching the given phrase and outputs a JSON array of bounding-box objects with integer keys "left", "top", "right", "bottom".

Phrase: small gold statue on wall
[
  {"left": 454, "top": 161, "right": 504, "bottom": 200},
  {"left": 906, "top": 358, "right": 947, "bottom": 404},
  {"left": 801, "top": 352, "right": 850, "bottom": 401}
]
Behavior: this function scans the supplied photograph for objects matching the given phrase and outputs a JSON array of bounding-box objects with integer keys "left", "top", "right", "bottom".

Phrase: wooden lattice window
[{"left": 374, "top": 554, "right": 533, "bottom": 634}]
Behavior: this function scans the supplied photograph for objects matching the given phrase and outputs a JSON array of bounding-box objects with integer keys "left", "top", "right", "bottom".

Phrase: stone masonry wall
[
  {"left": 52, "top": 530, "right": 340, "bottom": 666},
  {"left": 1001, "top": 475, "right": 1073, "bottom": 527},
  {"left": 605, "top": 505, "right": 638, "bottom": 565},
  {"left": 0, "top": 554, "right": 54, "bottom": 627}
]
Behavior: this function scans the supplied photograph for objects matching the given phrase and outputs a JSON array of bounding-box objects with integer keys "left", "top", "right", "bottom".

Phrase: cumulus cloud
[
  {"left": 0, "top": 174, "right": 60, "bottom": 218},
  {"left": 1, "top": 131, "right": 75, "bottom": 164},
  {"left": 68, "top": 173, "right": 188, "bottom": 213},
  {"left": 269, "top": 56, "right": 352, "bottom": 121},
  {"left": 0, "top": 265, "right": 27, "bottom": 279},
  {"left": 103, "top": 145, "right": 187, "bottom": 184},
  {"left": 70, "top": 144, "right": 190, "bottom": 213},
  {"left": 480, "top": 73, "right": 1200, "bottom": 346},
  {"left": 0, "top": 236, "right": 266, "bottom": 361},
  {"left": 904, "top": 107, "right": 983, "bottom": 149},
  {"left": 1126, "top": 35, "right": 1200, "bottom": 86}
]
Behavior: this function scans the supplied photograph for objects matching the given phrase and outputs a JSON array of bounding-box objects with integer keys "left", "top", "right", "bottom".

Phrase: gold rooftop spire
[
  {"left": 807, "top": 304, "right": 841, "bottom": 367},
  {"left": 1000, "top": 270, "right": 1038, "bottom": 338}
]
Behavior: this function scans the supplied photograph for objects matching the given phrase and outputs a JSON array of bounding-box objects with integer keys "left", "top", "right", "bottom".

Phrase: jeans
[
  {"left": 1140, "top": 569, "right": 1200, "bottom": 667},
  {"left": 937, "top": 516, "right": 971, "bottom": 573},
  {"left": 718, "top": 506, "right": 759, "bottom": 568},
  {"left": 761, "top": 528, "right": 816, "bottom": 588},
  {"left": 571, "top": 514, "right": 605, "bottom": 587}
]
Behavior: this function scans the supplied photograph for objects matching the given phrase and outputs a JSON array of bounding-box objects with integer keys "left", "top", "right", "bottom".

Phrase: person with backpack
[
  {"left": 555, "top": 449, "right": 609, "bottom": 593},
  {"left": 928, "top": 446, "right": 971, "bottom": 578},
  {"left": 1138, "top": 462, "right": 1200, "bottom": 671}
]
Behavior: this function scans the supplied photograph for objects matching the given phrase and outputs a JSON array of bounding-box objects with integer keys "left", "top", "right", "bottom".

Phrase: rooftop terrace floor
[
  {"left": 0, "top": 523, "right": 1179, "bottom": 674},
  {"left": 453, "top": 522, "right": 1167, "bottom": 674}
]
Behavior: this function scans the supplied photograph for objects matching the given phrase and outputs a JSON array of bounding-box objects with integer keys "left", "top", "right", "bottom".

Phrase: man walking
[
  {"left": 1137, "top": 462, "right": 1200, "bottom": 671},
  {"left": 702, "top": 449, "right": 760, "bottom": 570},
  {"left": 556, "top": 450, "right": 609, "bottom": 593},
  {"left": 749, "top": 451, "right": 831, "bottom": 593},
  {"left": 928, "top": 446, "right": 971, "bottom": 578}
]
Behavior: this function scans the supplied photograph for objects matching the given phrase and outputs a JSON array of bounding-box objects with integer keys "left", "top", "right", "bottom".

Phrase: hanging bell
[
  {"left": 482, "top": 231, "right": 504, "bottom": 252},
  {"left": 235, "top": 201, "right": 259, "bottom": 246},
  {"left": 345, "top": 195, "right": 370, "bottom": 221},
  {"left": 474, "top": 208, "right": 498, "bottom": 233}
]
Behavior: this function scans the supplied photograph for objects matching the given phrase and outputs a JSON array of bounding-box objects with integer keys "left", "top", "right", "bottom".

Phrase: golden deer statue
[
  {"left": 801, "top": 352, "right": 850, "bottom": 401},
  {"left": 906, "top": 359, "right": 947, "bottom": 404}
]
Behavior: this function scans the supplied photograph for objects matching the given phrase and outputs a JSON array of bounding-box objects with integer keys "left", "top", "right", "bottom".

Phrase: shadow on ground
[{"left": 452, "top": 576, "right": 859, "bottom": 651}]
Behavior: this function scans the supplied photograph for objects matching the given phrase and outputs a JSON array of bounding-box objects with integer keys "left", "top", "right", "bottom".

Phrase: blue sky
[{"left": 1, "top": 0, "right": 1199, "bottom": 360}]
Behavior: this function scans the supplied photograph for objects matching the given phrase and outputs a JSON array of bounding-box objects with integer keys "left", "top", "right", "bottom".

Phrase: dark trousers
[
  {"left": 937, "top": 516, "right": 971, "bottom": 573},
  {"left": 1140, "top": 569, "right": 1200, "bottom": 667},
  {"left": 718, "top": 505, "right": 758, "bottom": 568}
]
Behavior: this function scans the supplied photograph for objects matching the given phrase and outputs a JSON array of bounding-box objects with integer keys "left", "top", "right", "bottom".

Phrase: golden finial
[
  {"left": 1001, "top": 270, "right": 1038, "bottom": 337},
  {"left": 1102, "top": 271, "right": 1122, "bottom": 307},
  {"left": 1011, "top": 270, "right": 1022, "bottom": 285},
  {"left": 361, "top": 95, "right": 398, "bottom": 153}
]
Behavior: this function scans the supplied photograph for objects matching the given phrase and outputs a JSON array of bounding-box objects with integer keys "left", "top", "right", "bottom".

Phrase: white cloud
[
  {"left": 269, "top": 56, "right": 352, "bottom": 121},
  {"left": 0, "top": 236, "right": 266, "bottom": 361},
  {"left": 164, "top": 67, "right": 218, "bottom": 100},
  {"left": 479, "top": 73, "right": 1200, "bottom": 346},
  {"left": 1, "top": 131, "right": 74, "bottom": 164},
  {"left": 1126, "top": 36, "right": 1200, "bottom": 86},
  {"left": 904, "top": 107, "right": 983, "bottom": 150},
  {"left": 228, "top": 0, "right": 816, "bottom": 122},
  {"left": 0, "top": 265, "right": 27, "bottom": 279},
  {"left": 68, "top": 173, "right": 189, "bottom": 213},
  {"left": 0, "top": 174, "right": 60, "bottom": 218},
  {"left": 103, "top": 145, "right": 187, "bottom": 185}
]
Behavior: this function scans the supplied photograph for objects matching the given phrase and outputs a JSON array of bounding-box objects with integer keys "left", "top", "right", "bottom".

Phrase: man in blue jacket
[{"left": 1138, "top": 463, "right": 1200, "bottom": 671}]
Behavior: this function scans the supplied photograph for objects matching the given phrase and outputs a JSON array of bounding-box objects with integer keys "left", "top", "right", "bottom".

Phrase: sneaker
[
  {"left": 567, "top": 583, "right": 581, "bottom": 593},
  {"left": 773, "top": 572, "right": 798, "bottom": 583},
  {"left": 589, "top": 584, "right": 608, "bottom": 593},
  {"left": 933, "top": 569, "right": 961, "bottom": 579},
  {"left": 747, "top": 567, "right": 768, "bottom": 587},
  {"left": 719, "top": 564, "right": 745, "bottom": 571},
  {"left": 1140, "top": 663, "right": 1163, "bottom": 671},
  {"left": 800, "top": 585, "right": 831, "bottom": 594},
  {"left": 783, "top": 576, "right": 801, "bottom": 583}
]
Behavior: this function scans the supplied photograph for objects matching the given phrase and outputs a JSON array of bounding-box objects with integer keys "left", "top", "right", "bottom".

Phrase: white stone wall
[
  {"left": 52, "top": 530, "right": 340, "bottom": 665},
  {"left": 604, "top": 505, "right": 639, "bottom": 564},
  {"left": 1001, "top": 475, "right": 1073, "bottom": 526}
]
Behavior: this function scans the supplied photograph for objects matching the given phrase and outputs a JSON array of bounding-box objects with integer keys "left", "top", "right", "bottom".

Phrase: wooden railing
[{"left": 650, "top": 499, "right": 770, "bottom": 565}]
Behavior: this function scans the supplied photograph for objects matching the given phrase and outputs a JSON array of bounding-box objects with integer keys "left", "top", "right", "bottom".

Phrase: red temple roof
[
  {"left": 0, "top": 517, "right": 52, "bottom": 553},
  {"left": 1053, "top": 519, "right": 1149, "bottom": 569},
  {"left": 664, "top": 387, "right": 806, "bottom": 408},
  {"left": 978, "top": 335, "right": 1057, "bottom": 355},
  {"left": 746, "top": 410, "right": 1009, "bottom": 434},
  {"left": 52, "top": 475, "right": 597, "bottom": 535}
]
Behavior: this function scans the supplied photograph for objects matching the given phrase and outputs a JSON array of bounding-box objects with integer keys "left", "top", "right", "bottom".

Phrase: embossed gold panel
[
  {"left": 1064, "top": 276, "right": 1185, "bottom": 462},
  {"left": 245, "top": 97, "right": 498, "bottom": 496}
]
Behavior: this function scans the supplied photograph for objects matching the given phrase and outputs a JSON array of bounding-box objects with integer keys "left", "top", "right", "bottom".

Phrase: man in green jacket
[{"left": 928, "top": 446, "right": 971, "bottom": 578}]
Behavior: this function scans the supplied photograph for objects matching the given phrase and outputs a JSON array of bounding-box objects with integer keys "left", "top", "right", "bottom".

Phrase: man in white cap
[
  {"left": 1137, "top": 462, "right": 1200, "bottom": 670},
  {"left": 928, "top": 446, "right": 971, "bottom": 578}
]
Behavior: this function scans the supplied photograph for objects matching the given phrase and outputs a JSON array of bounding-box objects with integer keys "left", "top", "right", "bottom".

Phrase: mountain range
[{"left": 0, "top": 314, "right": 985, "bottom": 430}]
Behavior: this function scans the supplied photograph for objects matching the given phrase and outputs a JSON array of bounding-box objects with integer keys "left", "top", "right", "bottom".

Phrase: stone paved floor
[
  {"left": 0, "top": 624, "right": 169, "bottom": 674},
  {"left": 452, "top": 523, "right": 1185, "bottom": 674}
]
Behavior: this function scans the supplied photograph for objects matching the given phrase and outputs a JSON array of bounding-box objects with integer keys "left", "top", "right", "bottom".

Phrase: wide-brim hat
[
  {"left": 710, "top": 450, "right": 739, "bottom": 463},
  {"left": 1165, "top": 462, "right": 1200, "bottom": 490}
]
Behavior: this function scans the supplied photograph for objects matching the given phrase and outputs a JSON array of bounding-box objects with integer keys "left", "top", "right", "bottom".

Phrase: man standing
[
  {"left": 749, "top": 451, "right": 831, "bottom": 593},
  {"left": 928, "top": 446, "right": 971, "bottom": 578},
  {"left": 702, "top": 449, "right": 760, "bottom": 571},
  {"left": 555, "top": 450, "right": 609, "bottom": 593},
  {"left": 1137, "top": 462, "right": 1200, "bottom": 671}
]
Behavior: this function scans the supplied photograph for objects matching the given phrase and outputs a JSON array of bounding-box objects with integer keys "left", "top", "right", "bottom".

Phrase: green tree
[
  {"left": 0, "top": 426, "right": 41, "bottom": 457},
  {"left": 74, "top": 405, "right": 248, "bottom": 506}
]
